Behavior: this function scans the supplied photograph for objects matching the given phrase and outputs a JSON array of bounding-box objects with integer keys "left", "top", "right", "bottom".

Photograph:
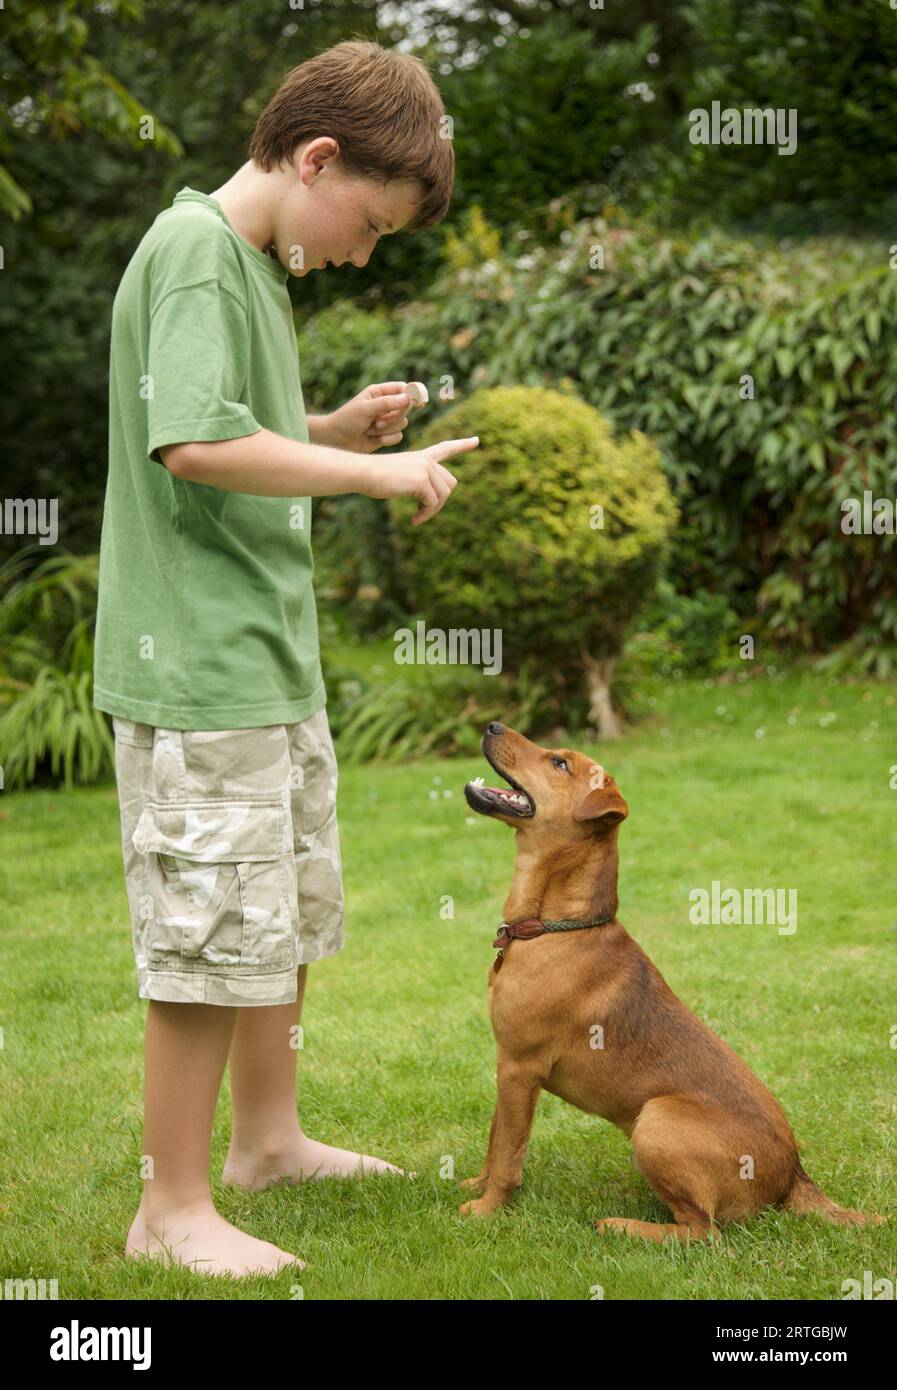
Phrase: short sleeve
[{"left": 145, "top": 279, "right": 261, "bottom": 463}]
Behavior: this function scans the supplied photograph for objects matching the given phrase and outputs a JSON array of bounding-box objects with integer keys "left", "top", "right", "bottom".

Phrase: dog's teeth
[{"left": 471, "top": 776, "right": 484, "bottom": 786}]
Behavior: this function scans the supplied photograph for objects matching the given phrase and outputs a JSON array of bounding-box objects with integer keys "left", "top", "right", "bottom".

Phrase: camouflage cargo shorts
[{"left": 112, "top": 706, "right": 344, "bottom": 1006}]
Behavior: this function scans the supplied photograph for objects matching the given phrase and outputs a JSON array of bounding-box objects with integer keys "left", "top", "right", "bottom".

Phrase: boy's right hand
[{"left": 361, "top": 436, "right": 479, "bottom": 525}]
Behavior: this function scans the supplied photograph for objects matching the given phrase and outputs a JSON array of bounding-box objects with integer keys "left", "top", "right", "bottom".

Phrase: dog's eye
[{"left": 552, "top": 757, "right": 570, "bottom": 772}]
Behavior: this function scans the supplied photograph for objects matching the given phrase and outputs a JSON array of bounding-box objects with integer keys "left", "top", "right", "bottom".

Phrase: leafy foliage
[
  {"left": 435, "top": 10, "right": 664, "bottom": 235},
  {"left": 324, "top": 654, "right": 564, "bottom": 766},
  {"left": 0, "top": 0, "right": 181, "bottom": 219},
  {"left": 4, "top": 1, "right": 895, "bottom": 564},
  {"left": 619, "top": 579, "right": 745, "bottom": 692},
  {"left": 311, "top": 493, "right": 406, "bottom": 637},
  {"left": 661, "top": 0, "right": 897, "bottom": 233},
  {"left": 300, "top": 206, "right": 897, "bottom": 670},
  {"left": 0, "top": 550, "right": 113, "bottom": 788}
]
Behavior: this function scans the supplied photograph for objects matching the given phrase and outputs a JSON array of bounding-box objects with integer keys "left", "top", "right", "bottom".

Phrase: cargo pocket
[
  {"left": 294, "top": 806, "right": 344, "bottom": 951},
  {"left": 132, "top": 797, "right": 295, "bottom": 973}
]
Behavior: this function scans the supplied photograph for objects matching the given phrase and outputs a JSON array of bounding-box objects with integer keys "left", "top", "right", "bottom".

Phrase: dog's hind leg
[
  {"left": 458, "top": 1060, "right": 544, "bottom": 1216},
  {"left": 596, "top": 1095, "right": 749, "bottom": 1244},
  {"left": 595, "top": 1210, "right": 719, "bottom": 1245}
]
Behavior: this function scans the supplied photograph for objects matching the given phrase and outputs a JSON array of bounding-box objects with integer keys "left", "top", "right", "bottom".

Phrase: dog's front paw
[{"left": 458, "top": 1174, "right": 487, "bottom": 1191}]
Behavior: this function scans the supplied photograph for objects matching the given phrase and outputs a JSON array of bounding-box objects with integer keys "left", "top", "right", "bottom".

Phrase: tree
[{"left": 0, "top": 0, "right": 181, "bottom": 219}]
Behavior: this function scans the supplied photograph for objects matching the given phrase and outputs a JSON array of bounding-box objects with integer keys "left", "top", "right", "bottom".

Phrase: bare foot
[
  {"left": 125, "top": 1203, "right": 306, "bottom": 1277},
  {"left": 222, "top": 1134, "right": 415, "bottom": 1190}
]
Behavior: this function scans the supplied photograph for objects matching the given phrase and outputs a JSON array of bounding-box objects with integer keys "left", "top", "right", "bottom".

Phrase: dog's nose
[{"left": 486, "top": 721, "right": 505, "bottom": 736}]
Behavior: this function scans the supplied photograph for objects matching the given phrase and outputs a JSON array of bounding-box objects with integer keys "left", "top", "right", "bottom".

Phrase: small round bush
[{"left": 389, "top": 384, "right": 677, "bottom": 736}]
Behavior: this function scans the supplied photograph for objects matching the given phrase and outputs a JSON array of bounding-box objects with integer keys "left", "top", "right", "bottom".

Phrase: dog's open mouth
[{"left": 464, "top": 748, "right": 535, "bottom": 819}]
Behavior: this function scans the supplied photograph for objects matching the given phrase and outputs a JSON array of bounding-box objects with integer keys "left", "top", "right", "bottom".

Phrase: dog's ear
[{"left": 573, "top": 786, "right": 628, "bottom": 830}]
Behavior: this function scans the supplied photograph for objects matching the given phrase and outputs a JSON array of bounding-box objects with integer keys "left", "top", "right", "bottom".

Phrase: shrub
[
  {"left": 630, "top": 579, "right": 745, "bottom": 678},
  {"left": 302, "top": 207, "right": 897, "bottom": 672},
  {"left": 498, "top": 212, "right": 897, "bottom": 674},
  {"left": 443, "top": 205, "right": 503, "bottom": 271},
  {"left": 388, "top": 385, "right": 676, "bottom": 737}
]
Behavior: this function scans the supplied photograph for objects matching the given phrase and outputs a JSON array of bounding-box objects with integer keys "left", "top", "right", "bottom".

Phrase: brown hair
[{"left": 249, "top": 39, "right": 455, "bottom": 230}]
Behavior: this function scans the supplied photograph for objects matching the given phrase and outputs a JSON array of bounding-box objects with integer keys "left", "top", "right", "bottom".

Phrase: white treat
[{"left": 406, "top": 381, "right": 429, "bottom": 409}]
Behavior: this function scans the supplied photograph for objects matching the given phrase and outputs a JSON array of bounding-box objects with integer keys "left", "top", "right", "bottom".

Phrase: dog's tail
[{"left": 782, "top": 1165, "right": 884, "bottom": 1227}]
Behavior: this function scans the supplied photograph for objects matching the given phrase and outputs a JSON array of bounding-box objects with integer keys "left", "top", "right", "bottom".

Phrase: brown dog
[{"left": 459, "top": 721, "right": 880, "bottom": 1241}]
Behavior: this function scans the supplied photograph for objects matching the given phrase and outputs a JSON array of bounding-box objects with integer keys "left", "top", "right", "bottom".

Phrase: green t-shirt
[{"left": 93, "top": 186, "right": 326, "bottom": 730}]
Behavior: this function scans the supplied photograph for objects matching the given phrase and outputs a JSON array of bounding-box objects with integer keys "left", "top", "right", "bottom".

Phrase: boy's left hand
[{"left": 315, "top": 382, "right": 420, "bottom": 453}]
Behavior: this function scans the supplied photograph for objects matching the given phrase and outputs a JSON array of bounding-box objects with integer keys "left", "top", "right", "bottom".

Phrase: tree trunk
[{"left": 581, "top": 651, "right": 622, "bottom": 740}]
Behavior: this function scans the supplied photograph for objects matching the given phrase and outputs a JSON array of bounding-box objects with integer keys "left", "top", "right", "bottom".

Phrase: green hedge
[{"left": 299, "top": 207, "right": 897, "bottom": 672}]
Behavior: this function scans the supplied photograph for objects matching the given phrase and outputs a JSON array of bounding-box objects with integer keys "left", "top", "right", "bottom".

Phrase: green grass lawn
[{"left": 1, "top": 671, "right": 895, "bottom": 1300}]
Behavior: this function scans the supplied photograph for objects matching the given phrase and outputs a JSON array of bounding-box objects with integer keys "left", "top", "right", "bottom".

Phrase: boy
[{"left": 93, "top": 39, "right": 479, "bottom": 1278}]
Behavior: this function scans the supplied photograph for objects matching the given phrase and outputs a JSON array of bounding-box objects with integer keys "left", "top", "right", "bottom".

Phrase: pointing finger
[{"left": 427, "top": 436, "right": 479, "bottom": 463}]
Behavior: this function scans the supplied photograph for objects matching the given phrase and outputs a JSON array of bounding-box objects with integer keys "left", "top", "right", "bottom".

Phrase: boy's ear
[{"left": 573, "top": 786, "right": 629, "bottom": 831}]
